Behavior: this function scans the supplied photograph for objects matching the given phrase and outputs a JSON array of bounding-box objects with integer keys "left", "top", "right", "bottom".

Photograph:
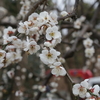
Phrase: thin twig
[
  {"left": 58, "top": 0, "right": 79, "bottom": 21},
  {"left": 90, "top": 1, "right": 100, "bottom": 27}
]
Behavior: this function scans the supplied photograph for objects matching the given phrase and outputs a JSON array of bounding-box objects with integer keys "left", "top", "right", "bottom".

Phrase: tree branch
[{"left": 90, "top": 1, "right": 100, "bottom": 27}]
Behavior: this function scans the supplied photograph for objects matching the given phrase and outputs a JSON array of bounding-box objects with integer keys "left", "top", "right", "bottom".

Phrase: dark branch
[
  {"left": 90, "top": 1, "right": 100, "bottom": 27},
  {"left": 0, "top": 22, "right": 17, "bottom": 28}
]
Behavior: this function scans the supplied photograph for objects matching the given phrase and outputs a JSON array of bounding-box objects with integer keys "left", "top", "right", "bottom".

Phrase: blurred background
[{"left": 0, "top": 0, "right": 100, "bottom": 100}]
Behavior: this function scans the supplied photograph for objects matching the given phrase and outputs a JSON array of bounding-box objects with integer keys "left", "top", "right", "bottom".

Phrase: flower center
[
  {"left": 30, "top": 45, "right": 35, "bottom": 49},
  {"left": 47, "top": 53, "right": 52, "bottom": 58},
  {"left": 50, "top": 32, "right": 54, "bottom": 36},
  {"left": 8, "top": 31, "right": 14, "bottom": 35},
  {"left": 0, "top": 53, "right": 3, "bottom": 57}
]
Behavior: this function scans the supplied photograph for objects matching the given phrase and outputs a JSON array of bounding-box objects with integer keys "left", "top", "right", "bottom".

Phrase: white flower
[
  {"left": 39, "top": 49, "right": 60, "bottom": 65},
  {"left": 90, "top": 85, "right": 100, "bottom": 96},
  {"left": 51, "top": 62, "right": 66, "bottom": 76},
  {"left": 38, "top": 85, "right": 46, "bottom": 92},
  {"left": 3, "top": 27, "right": 15, "bottom": 44},
  {"left": 72, "top": 79, "right": 89, "bottom": 98},
  {"left": 21, "top": 68, "right": 26, "bottom": 73},
  {"left": 6, "top": 45, "right": 15, "bottom": 52},
  {"left": 18, "top": 21, "right": 29, "bottom": 34},
  {"left": 28, "top": 73, "right": 33, "bottom": 78},
  {"left": 28, "top": 13, "right": 39, "bottom": 22},
  {"left": 60, "top": 11, "right": 68, "bottom": 17},
  {"left": 51, "top": 88, "right": 57, "bottom": 93},
  {"left": 46, "top": 26, "right": 61, "bottom": 40},
  {"left": 79, "top": 16, "right": 86, "bottom": 22},
  {"left": 83, "top": 38, "right": 93, "bottom": 48},
  {"left": 44, "top": 38, "right": 61, "bottom": 48},
  {"left": 85, "top": 97, "right": 96, "bottom": 100},
  {"left": 49, "top": 12, "right": 58, "bottom": 25},
  {"left": 0, "top": 49, "right": 6, "bottom": 60},
  {"left": 86, "top": 92, "right": 91, "bottom": 98},
  {"left": 32, "top": 85, "right": 38, "bottom": 90},
  {"left": 58, "top": 57, "right": 65, "bottom": 63},
  {"left": 13, "top": 50, "right": 22, "bottom": 63},
  {"left": 21, "top": 75, "right": 26, "bottom": 80},
  {"left": 74, "top": 19, "right": 82, "bottom": 29},
  {"left": 29, "top": 27, "right": 40, "bottom": 41},
  {"left": 19, "top": 0, "right": 30, "bottom": 17},
  {"left": 15, "top": 90, "right": 23, "bottom": 96},
  {"left": 37, "top": 11, "right": 51, "bottom": 26},
  {"left": 44, "top": 41, "right": 53, "bottom": 48},
  {"left": 12, "top": 39, "right": 22, "bottom": 49},
  {"left": 3, "top": 26, "right": 15, "bottom": 37},
  {"left": 7, "top": 70, "right": 14, "bottom": 79},
  {"left": 5, "top": 52, "right": 15, "bottom": 67},
  {"left": 28, "top": 41, "right": 40, "bottom": 54},
  {"left": 85, "top": 47, "right": 95, "bottom": 58},
  {"left": 50, "top": 82, "right": 58, "bottom": 88}
]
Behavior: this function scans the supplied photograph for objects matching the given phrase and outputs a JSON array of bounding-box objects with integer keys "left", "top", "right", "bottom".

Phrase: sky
[{"left": 52, "top": 0, "right": 97, "bottom": 11}]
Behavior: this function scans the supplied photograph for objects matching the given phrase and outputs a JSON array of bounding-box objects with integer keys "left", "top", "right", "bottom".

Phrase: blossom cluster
[
  {"left": 0, "top": 26, "right": 23, "bottom": 68},
  {"left": 18, "top": 11, "right": 66, "bottom": 76},
  {"left": 83, "top": 38, "right": 95, "bottom": 58},
  {"left": 19, "top": 0, "right": 38, "bottom": 18},
  {"left": 72, "top": 79, "right": 100, "bottom": 100}
]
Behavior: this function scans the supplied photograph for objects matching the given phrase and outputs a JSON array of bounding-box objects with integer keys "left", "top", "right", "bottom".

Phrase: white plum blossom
[
  {"left": 90, "top": 85, "right": 100, "bottom": 96},
  {"left": 0, "top": 49, "right": 6, "bottom": 60},
  {"left": 21, "top": 68, "right": 27, "bottom": 73},
  {"left": 7, "top": 70, "right": 14, "bottom": 79},
  {"left": 12, "top": 38, "right": 22, "bottom": 49},
  {"left": 83, "top": 38, "right": 93, "bottom": 48},
  {"left": 37, "top": 11, "right": 51, "bottom": 26},
  {"left": 74, "top": 19, "right": 82, "bottom": 29},
  {"left": 19, "top": 0, "right": 30, "bottom": 18},
  {"left": 28, "top": 12, "right": 39, "bottom": 23},
  {"left": 46, "top": 26, "right": 61, "bottom": 40},
  {"left": 39, "top": 49, "right": 60, "bottom": 65},
  {"left": 3, "top": 27, "right": 16, "bottom": 44},
  {"left": 13, "top": 50, "right": 22, "bottom": 63},
  {"left": 60, "top": 11, "right": 68, "bottom": 17},
  {"left": 29, "top": 27, "right": 40, "bottom": 41},
  {"left": 50, "top": 82, "right": 58, "bottom": 88},
  {"left": 23, "top": 40, "right": 40, "bottom": 54},
  {"left": 6, "top": 45, "right": 15, "bottom": 52},
  {"left": 18, "top": 21, "right": 29, "bottom": 34},
  {"left": 79, "top": 16, "right": 86, "bottom": 22},
  {"left": 38, "top": 85, "right": 46, "bottom": 92},
  {"left": 51, "top": 62, "right": 66, "bottom": 76},
  {"left": 72, "top": 79, "right": 100, "bottom": 99},
  {"left": 49, "top": 12, "right": 58, "bottom": 25},
  {"left": 72, "top": 79, "right": 90, "bottom": 98},
  {"left": 5, "top": 52, "right": 13, "bottom": 67},
  {"left": 3, "top": 26, "right": 15, "bottom": 37},
  {"left": 85, "top": 97, "right": 96, "bottom": 100},
  {"left": 51, "top": 88, "right": 57, "bottom": 93},
  {"left": 85, "top": 47, "right": 95, "bottom": 58},
  {"left": 15, "top": 90, "right": 23, "bottom": 96},
  {"left": 5, "top": 52, "right": 21, "bottom": 67}
]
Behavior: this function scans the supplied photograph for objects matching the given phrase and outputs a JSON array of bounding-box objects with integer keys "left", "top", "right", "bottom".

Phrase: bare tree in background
[{"left": 0, "top": 0, "right": 100, "bottom": 100}]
